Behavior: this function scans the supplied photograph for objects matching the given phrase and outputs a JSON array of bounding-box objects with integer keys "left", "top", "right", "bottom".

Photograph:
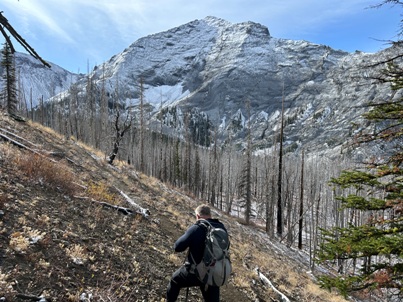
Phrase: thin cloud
[
  {"left": 1, "top": 0, "right": 397, "bottom": 72},
  {"left": 3, "top": 0, "right": 76, "bottom": 45},
  {"left": 3, "top": 0, "right": 378, "bottom": 44}
]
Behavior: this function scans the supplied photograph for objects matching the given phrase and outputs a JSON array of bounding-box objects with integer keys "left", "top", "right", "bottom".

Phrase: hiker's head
[{"left": 195, "top": 204, "right": 211, "bottom": 220}]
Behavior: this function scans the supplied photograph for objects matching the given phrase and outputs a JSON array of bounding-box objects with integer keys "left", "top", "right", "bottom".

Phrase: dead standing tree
[
  {"left": 107, "top": 107, "right": 134, "bottom": 165},
  {"left": 0, "top": 11, "right": 50, "bottom": 68}
]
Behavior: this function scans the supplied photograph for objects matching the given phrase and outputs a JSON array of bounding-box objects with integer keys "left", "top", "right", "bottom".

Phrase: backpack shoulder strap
[{"left": 195, "top": 219, "right": 212, "bottom": 234}]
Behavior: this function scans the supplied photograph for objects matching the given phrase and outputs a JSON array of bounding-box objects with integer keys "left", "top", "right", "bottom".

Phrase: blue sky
[{"left": 2, "top": 0, "right": 401, "bottom": 73}]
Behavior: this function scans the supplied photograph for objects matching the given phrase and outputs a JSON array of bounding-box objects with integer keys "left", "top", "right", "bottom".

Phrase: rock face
[
  {"left": 0, "top": 52, "right": 78, "bottom": 109},
  {"left": 7, "top": 16, "right": 398, "bottom": 154}
]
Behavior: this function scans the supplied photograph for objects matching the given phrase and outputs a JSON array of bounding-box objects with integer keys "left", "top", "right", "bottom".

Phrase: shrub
[
  {"left": 86, "top": 181, "right": 117, "bottom": 204},
  {"left": 15, "top": 154, "right": 77, "bottom": 196}
]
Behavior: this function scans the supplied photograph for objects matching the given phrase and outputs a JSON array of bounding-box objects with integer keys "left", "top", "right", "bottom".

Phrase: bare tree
[
  {"left": 107, "top": 78, "right": 134, "bottom": 165},
  {"left": 107, "top": 106, "right": 133, "bottom": 165},
  {"left": 277, "top": 86, "right": 285, "bottom": 236},
  {"left": 298, "top": 150, "right": 304, "bottom": 249},
  {"left": 139, "top": 78, "right": 145, "bottom": 172}
]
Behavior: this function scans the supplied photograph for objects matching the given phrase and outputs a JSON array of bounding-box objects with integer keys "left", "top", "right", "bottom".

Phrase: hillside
[{"left": 0, "top": 111, "right": 349, "bottom": 301}]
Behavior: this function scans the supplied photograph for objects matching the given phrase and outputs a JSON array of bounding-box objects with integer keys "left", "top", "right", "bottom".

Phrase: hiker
[{"left": 166, "top": 204, "right": 228, "bottom": 302}]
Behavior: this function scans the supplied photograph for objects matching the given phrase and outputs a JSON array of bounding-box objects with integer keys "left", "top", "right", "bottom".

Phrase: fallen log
[
  {"left": 74, "top": 196, "right": 134, "bottom": 216},
  {"left": 0, "top": 131, "right": 58, "bottom": 163},
  {"left": 98, "top": 201, "right": 134, "bottom": 215},
  {"left": 0, "top": 127, "right": 37, "bottom": 148},
  {"left": 0, "top": 132, "right": 32, "bottom": 150},
  {"left": 15, "top": 293, "right": 51, "bottom": 301},
  {"left": 255, "top": 267, "right": 290, "bottom": 302},
  {"left": 114, "top": 187, "right": 150, "bottom": 217},
  {"left": 0, "top": 131, "right": 46, "bottom": 158}
]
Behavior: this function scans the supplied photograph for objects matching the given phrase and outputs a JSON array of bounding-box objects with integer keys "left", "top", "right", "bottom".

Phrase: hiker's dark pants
[{"left": 166, "top": 265, "right": 219, "bottom": 302}]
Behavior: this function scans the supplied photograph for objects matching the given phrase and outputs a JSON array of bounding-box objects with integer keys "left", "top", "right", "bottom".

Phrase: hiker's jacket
[{"left": 174, "top": 218, "right": 227, "bottom": 266}]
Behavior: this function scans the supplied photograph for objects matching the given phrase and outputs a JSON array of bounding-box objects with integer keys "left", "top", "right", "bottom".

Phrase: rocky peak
[
  {"left": 203, "top": 16, "right": 232, "bottom": 28},
  {"left": 9, "top": 16, "right": 397, "bottom": 156}
]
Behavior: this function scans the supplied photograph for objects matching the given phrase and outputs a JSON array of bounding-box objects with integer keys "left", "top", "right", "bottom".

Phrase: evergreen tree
[
  {"left": 0, "top": 42, "right": 18, "bottom": 114},
  {"left": 317, "top": 3, "right": 403, "bottom": 297},
  {"left": 318, "top": 76, "right": 403, "bottom": 298}
]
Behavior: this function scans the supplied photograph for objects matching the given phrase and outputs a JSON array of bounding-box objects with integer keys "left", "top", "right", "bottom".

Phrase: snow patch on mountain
[{"left": 143, "top": 83, "right": 190, "bottom": 107}]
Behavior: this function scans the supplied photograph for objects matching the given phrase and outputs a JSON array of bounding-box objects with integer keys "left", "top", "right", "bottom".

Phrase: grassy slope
[{"left": 0, "top": 111, "right": 348, "bottom": 301}]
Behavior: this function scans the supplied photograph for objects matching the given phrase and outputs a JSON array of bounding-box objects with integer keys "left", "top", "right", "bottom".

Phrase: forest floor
[{"left": 0, "top": 111, "right": 355, "bottom": 301}]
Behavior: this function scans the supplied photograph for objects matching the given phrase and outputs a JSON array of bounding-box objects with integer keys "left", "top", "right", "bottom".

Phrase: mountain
[
  {"left": 6, "top": 16, "right": 397, "bottom": 154},
  {"left": 0, "top": 52, "right": 79, "bottom": 108},
  {"left": 0, "top": 112, "right": 350, "bottom": 301},
  {"left": 67, "top": 16, "right": 394, "bottom": 154}
]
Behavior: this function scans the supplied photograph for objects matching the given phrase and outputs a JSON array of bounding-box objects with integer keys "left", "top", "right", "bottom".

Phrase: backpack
[{"left": 191, "top": 219, "right": 232, "bottom": 287}]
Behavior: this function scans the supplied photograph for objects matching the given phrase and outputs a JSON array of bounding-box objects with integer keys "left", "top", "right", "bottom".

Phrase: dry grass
[
  {"left": 225, "top": 223, "right": 350, "bottom": 302},
  {"left": 86, "top": 181, "right": 118, "bottom": 204},
  {"left": 79, "top": 273, "right": 139, "bottom": 302},
  {"left": 302, "top": 282, "right": 347, "bottom": 302},
  {"left": 29, "top": 120, "right": 64, "bottom": 138},
  {"left": 74, "top": 138, "right": 108, "bottom": 161},
  {"left": 0, "top": 269, "right": 16, "bottom": 297},
  {"left": 0, "top": 141, "right": 14, "bottom": 162},
  {"left": 14, "top": 153, "right": 77, "bottom": 196}
]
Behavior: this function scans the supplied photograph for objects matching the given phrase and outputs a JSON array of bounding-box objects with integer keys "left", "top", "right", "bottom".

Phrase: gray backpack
[{"left": 191, "top": 220, "right": 232, "bottom": 287}]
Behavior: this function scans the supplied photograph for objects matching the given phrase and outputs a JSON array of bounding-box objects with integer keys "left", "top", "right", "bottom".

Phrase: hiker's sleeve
[{"left": 173, "top": 225, "right": 197, "bottom": 252}]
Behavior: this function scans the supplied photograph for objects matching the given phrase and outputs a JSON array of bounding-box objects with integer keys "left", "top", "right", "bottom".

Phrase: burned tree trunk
[{"left": 107, "top": 108, "right": 133, "bottom": 165}]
